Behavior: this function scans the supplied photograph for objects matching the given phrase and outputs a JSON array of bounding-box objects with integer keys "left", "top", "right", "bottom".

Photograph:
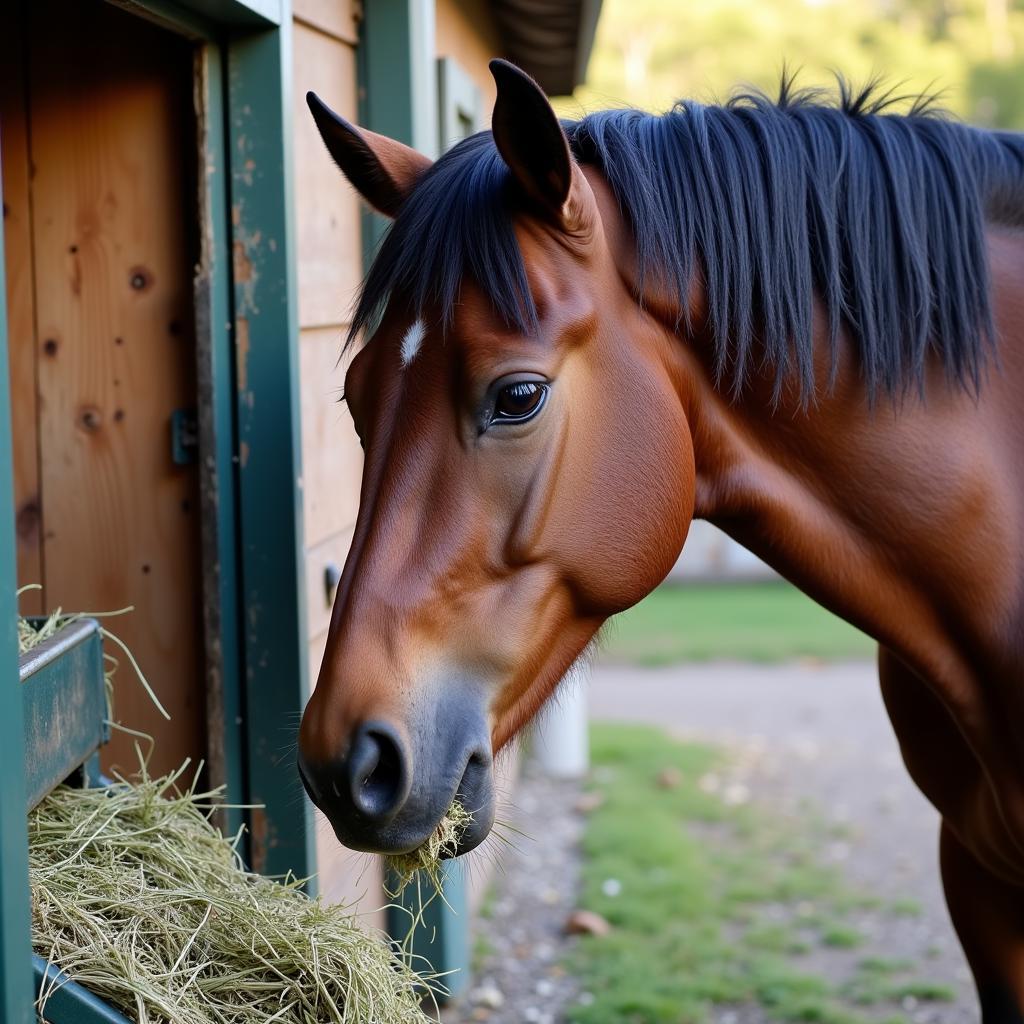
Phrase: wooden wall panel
[
  {"left": 27, "top": 0, "right": 204, "bottom": 777},
  {"left": 291, "top": 13, "right": 374, "bottom": 910},
  {"left": 299, "top": 326, "right": 362, "bottom": 549},
  {"left": 293, "top": 0, "right": 359, "bottom": 45},
  {"left": 315, "top": 813, "right": 386, "bottom": 928},
  {"left": 305, "top": 525, "right": 355, "bottom": 641},
  {"left": 1, "top": 17, "right": 43, "bottom": 614},
  {"left": 307, "top": 627, "right": 386, "bottom": 927},
  {"left": 436, "top": 0, "right": 501, "bottom": 116},
  {"left": 292, "top": 24, "right": 363, "bottom": 330}
]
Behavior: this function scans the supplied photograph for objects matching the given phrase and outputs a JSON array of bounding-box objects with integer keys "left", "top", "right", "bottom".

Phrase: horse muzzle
[{"left": 297, "top": 686, "right": 495, "bottom": 857}]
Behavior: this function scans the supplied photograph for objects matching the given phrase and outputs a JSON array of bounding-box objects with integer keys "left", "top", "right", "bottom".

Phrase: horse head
[{"left": 297, "top": 61, "right": 694, "bottom": 856}]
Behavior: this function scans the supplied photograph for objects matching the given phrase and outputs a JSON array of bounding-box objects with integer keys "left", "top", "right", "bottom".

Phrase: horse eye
[{"left": 493, "top": 381, "right": 547, "bottom": 423}]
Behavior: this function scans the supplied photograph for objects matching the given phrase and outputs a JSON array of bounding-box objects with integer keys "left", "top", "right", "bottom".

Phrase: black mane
[{"left": 350, "top": 81, "right": 1024, "bottom": 401}]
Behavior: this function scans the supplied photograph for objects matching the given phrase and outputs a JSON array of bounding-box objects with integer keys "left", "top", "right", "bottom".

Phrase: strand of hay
[
  {"left": 17, "top": 599, "right": 63, "bottom": 654},
  {"left": 384, "top": 801, "right": 473, "bottom": 898},
  {"left": 30, "top": 770, "right": 436, "bottom": 1024},
  {"left": 17, "top": 590, "right": 169, "bottom": 721}
]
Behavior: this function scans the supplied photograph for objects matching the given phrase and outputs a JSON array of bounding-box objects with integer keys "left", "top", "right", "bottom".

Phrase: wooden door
[{"left": 2, "top": 0, "right": 206, "bottom": 777}]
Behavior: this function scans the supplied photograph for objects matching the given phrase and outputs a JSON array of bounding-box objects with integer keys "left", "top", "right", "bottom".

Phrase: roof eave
[{"left": 491, "top": 0, "right": 604, "bottom": 96}]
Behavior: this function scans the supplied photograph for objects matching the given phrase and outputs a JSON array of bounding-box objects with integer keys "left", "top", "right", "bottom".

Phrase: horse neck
[
  {"left": 589, "top": 159, "right": 1010, "bottom": 683},
  {"left": 669, "top": 306, "right": 997, "bottom": 689}
]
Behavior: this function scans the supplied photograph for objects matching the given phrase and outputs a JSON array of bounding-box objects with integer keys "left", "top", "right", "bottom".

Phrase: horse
[{"left": 297, "top": 61, "right": 1024, "bottom": 1021}]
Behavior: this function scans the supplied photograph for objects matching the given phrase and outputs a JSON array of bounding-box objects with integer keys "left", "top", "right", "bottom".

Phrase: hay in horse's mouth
[{"left": 385, "top": 800, "right": 473, "bottom": 895}]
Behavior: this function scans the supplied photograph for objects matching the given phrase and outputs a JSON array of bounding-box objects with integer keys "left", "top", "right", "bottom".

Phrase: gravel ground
[
  {"left": 444, "top": 659, "right": 977, "bottom": 1024},
  {"left": 443, "top": 762, "right": 588, "bottom": 1024}
]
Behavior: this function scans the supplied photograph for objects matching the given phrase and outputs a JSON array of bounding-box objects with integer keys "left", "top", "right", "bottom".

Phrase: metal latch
[{"left": 171, "top": 408, "right": 199, "bottom": 465}]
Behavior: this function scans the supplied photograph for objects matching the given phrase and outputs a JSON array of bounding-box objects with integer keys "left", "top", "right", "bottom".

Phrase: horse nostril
[{"left": 347, "top": 722, "right": 408, "bottom": 822}]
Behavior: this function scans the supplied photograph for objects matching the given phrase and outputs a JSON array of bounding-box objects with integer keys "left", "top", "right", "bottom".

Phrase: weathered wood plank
[
  {"left": 436, "top": 0, "right": 501, "bottom": 117},
  {"left": 292, "top": 23, "right": 362, "bottom": 329},
  {"left": 293, "top": 0, "right": 360, "bottom": 45},
  {"left": 28, "top": 0, "right": 204, "bottom": 777},
  {"left": 299, "top": 326, "right": 362, "bottom": 548},
  {"left": 307, "top": 627, "right": 386, "bottom": 927},
  {"left": 304, "top": 525, "right": 355, "bottom": 642}
]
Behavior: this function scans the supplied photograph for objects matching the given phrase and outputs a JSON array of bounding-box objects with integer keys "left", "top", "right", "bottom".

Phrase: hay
[
  {"left": 30, "top": 771, "right": 435, "bottom": 1024},
  {"left": 17, "top": 593, "right": 170, "bottom": 722},
  {"left": 20, "top": 601, "right": 437, "bottom": 1023},
  {"left": 17, "top": 603, "right": 64, "bottom": 654},
  {"left": 384, "top": 801, "right": 472, "bottom": 897}
]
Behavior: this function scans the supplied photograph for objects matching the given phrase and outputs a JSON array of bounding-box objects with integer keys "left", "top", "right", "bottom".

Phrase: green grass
[
  {"left": 601, "top": 582, "right": 875, "bottom": 666},
  {"left": 888, "top": 898, "right": 923, "bottom": 917},
  {"left": 566, "top": 724, "right": 959, "bottom": 1024},
  {"left": 821, "top": 924, "right": 862, "bottom": 949}
]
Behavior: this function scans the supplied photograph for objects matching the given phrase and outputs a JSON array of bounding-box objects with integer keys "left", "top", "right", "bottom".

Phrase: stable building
[{"left": 0, "top": 0, "right": 599, "bottom": 1011}]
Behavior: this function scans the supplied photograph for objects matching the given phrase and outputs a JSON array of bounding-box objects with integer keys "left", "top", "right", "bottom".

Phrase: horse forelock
[{"left": 348, "top": 78, "right": 1024, "bottom": 403}]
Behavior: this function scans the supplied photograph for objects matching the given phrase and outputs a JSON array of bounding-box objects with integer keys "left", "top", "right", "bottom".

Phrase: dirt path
[
  {"left": 589, "top": 661, "right": 974, "bottom": 1022},
  {"left": 448, "top": 660, "right": 977, "bottom": 1024},
  {"left": 443, "top": 763, "right": 587, "bottom": 1024}
]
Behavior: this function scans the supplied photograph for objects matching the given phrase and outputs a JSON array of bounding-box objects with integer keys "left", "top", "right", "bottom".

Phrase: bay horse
[{"left": 298, "top": 62, "right": 1024, "bottom": 1021}]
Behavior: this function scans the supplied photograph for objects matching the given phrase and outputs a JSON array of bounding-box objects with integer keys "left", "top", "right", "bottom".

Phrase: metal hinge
[{"left": 171, "top": 408, "right": 199, "bottom": 465}]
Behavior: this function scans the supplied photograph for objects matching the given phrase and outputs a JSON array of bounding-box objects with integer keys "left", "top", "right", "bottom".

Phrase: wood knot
[
  {"left": 16, "top": 500, "right": 40, "bottom": 542},
  {"left": 78, "top": 406, "right": 102, "bottom": 433},
  {"left": 129, "top": 266, "right": 153, "bottom": 291}
]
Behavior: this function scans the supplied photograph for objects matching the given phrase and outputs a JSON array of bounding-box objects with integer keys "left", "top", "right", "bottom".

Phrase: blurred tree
[{"left": 558, "top": 0, "right": 1024, "bottom": 129}]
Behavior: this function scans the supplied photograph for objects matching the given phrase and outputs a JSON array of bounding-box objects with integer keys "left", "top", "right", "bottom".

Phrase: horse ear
[
  {"left": 489, "top": 59, "right": 575, "bottom": 220},
  {"left": 306, "top": 92, "right": 432, "bottom": 218}
]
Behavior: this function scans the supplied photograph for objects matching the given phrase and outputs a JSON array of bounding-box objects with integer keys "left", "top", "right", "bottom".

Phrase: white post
[{"left": 531, "top": 664, "right": 590, "bottom": 778}]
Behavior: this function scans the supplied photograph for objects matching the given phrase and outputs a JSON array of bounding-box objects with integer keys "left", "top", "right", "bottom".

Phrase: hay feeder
[{"left": 20, "top": 616, "right": 436, "bottom": 1024}]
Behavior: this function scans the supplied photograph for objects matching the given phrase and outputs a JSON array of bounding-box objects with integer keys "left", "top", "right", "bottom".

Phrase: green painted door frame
[
  {"left": 1, "top": 0, "right": 310, "bottom": 895},
  {"left": 359, "top": 0, "right": 438, "bottom": 263},
  {"left": 0, "top": 0, "right": 314, "bottom": 1011},
  {"left": 225, "top": 15, "right": 314, "bottom": 883},
  {"left": 121, "top": 0, "right": 314, "bottom": 883},
  {"left": 358, "top": 0, "right": 472, "bottom": 1000},
  {"left": 0, "top": 129, "right": 35, "bottom": 1024}
]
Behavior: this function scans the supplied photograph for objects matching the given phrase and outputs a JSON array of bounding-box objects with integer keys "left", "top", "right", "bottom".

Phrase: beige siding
[
  {"left": 292, "top": 13, "right": 381, "bottom": 916},
  {"left": 292, "top": 0, "right": 514, "bottom": 924},
  {"left": 309, "top": 629, "right": 387, "bottom": 929},
  {"left": 435, "top": 0, "right": 501, "bottom": 116},
  {"left": 293, "top": 0, "right": 360, "bottom": 44},
  {"left": 299, "top": 327, "right": 362, "bottom": 546},
  {"left": 293, "top": 23, "right": 363, "bottom": 329},
  {"left": 305, "top": 525, "right": 356, "bottom": 640}
]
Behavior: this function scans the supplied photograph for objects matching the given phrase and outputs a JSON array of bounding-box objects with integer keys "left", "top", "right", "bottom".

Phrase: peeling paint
[
  {"left": 227, "top": 62, "right": 310, "bottom": 878},
  {"left": 236, "top": 316, "right": 250, "bottom": 392},
  {"left": 233, "top": 240, "right": 253, "bottom": 284},
  {"left": 232, "top": 203, "right": 263, "bottom": 321}
]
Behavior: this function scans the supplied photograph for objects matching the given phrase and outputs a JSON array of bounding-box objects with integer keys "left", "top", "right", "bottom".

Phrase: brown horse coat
[{"left": 300, "top": 63, "right": 1024, "bottom": 1018}]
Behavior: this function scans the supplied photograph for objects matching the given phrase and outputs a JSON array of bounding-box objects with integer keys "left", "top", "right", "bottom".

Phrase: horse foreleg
[
  {"left": 941, "top": 821, "right": 1024, "bottom": 1024},
  {"left": 878, "top": 647, "right": 1024, "bottom": 1023}
]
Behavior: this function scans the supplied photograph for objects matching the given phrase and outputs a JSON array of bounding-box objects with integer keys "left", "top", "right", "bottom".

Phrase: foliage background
[{"left": 562, "top": 0, "right": 1024, "bottom": 130}]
